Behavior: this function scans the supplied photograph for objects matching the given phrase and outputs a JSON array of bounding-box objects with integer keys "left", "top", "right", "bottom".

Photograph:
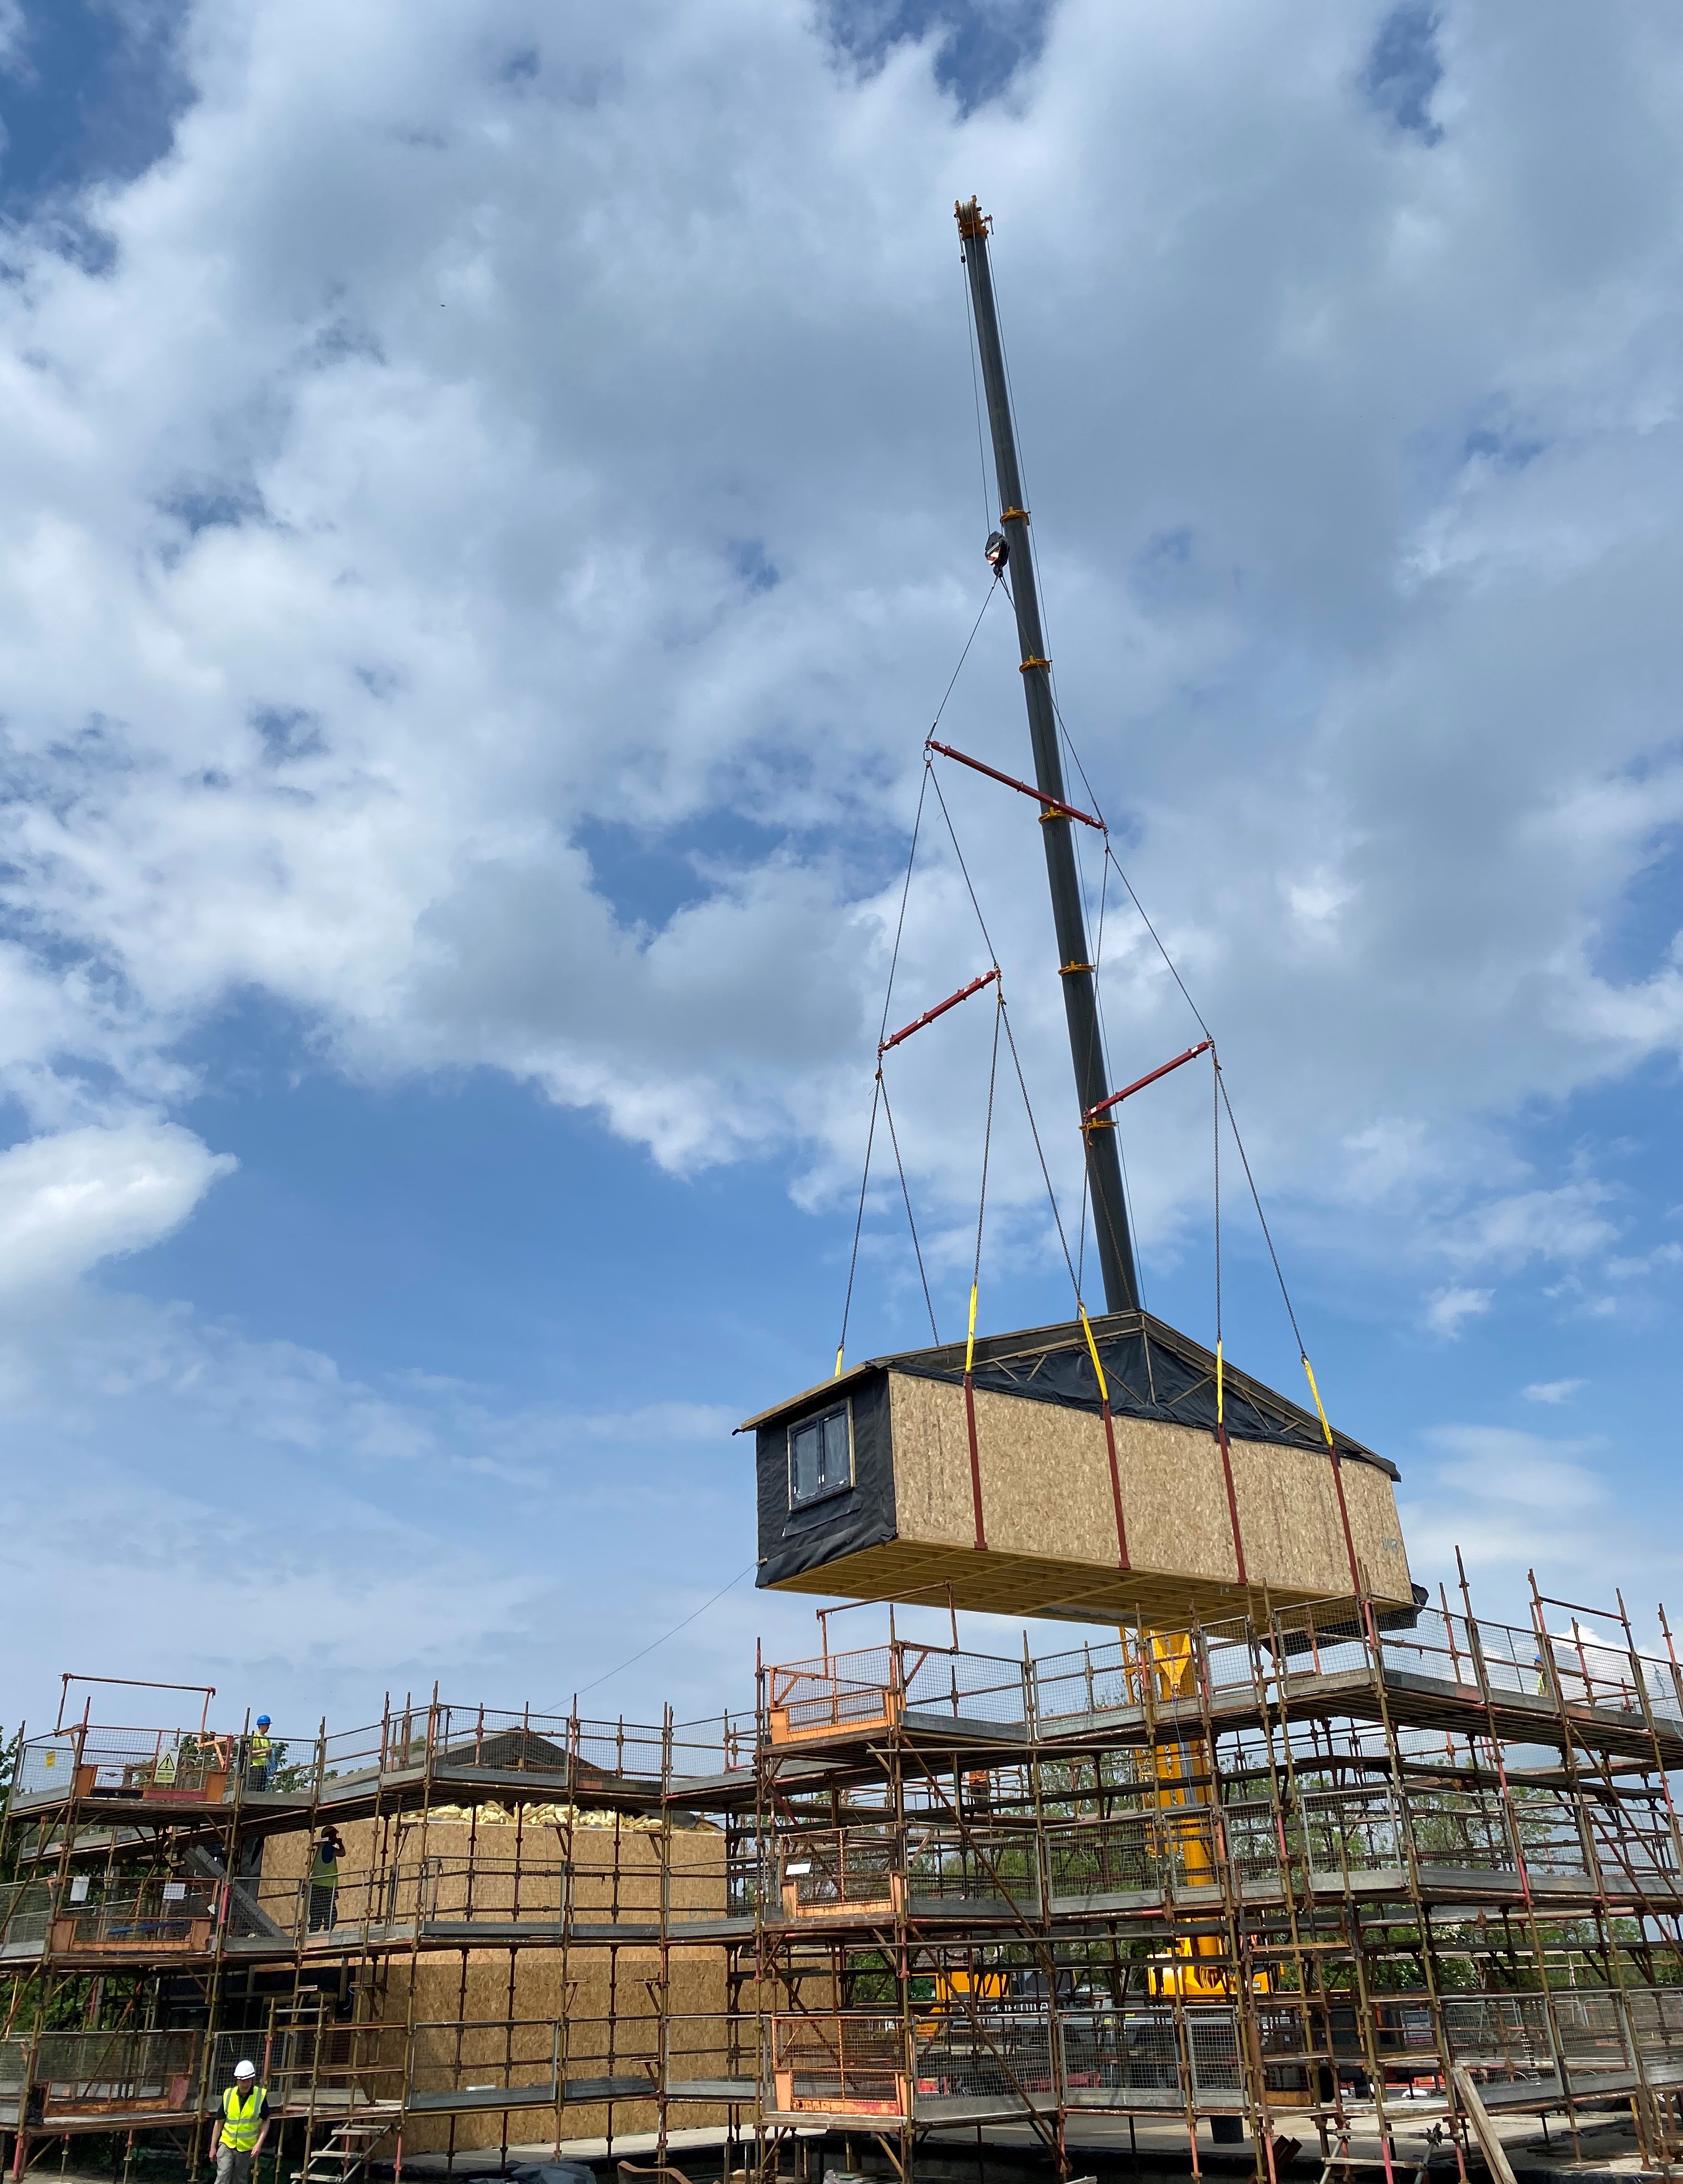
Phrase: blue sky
[{"left": 1, "top": 0, "right": 1681, "bottom": 1742}]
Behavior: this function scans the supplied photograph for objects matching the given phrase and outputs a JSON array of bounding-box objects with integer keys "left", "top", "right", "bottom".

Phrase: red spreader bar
[
  {"left": 1085, "top": 1039, "right": 1213, "bottom": 1122},
  {"left": 926, "top": 739, "right": 1103, "bottom": 830},
  {"left": 880, "top": 968, "right": 999, "bottom": 1056}
]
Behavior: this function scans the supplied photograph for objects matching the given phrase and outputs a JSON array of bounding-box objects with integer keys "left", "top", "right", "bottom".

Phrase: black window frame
[{"left": 786, "top": 1401, "right": 855, "bottom": 1510}]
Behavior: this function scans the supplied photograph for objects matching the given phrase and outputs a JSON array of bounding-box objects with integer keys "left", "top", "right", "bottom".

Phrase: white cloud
[
  {"left": 0, "top": 1122, "right": 233, "bottom": 1291},
  {"left": 0, "top": 0, "right": 1675, "bottom": 1284},
  {"left": 1606, "top": 1241, "right": 1683, "bottom": 1278},
  {"left": 1441, "top": 1182, "right": 1621, "bottom": 1271},
  {"left": 1524, "top": 1377, "right": 1586, "bottom": 1403},
  {"left": 1401, "top": 1421, "right": 1681, "bottom": 1626},
  {"left": 1425, "top": 1283, "right": 1491, "bottom": 1336}
]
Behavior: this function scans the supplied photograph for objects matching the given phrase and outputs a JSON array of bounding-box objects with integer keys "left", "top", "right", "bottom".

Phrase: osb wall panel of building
[
  {"left": 246, "top": 1810, "right": 734, "bottom": 2152},
  {"left": 386, "top": 1942, "right": 729, "bottom": 2151},
  {"left": 887, "top": 1372, "right": 1409, "bottom": 1604}
]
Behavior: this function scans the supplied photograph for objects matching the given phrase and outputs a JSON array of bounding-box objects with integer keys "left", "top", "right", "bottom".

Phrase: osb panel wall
[
  {"left": 253, "top": 1811, "right": 731, "bottom": 2153},
  {"left": 387, "top": 1944, "right": 729, "bottom": 2152},
  {"left": 887, "top": 1372, "right": 985, "bottom": 1546},
  {"left": 1338, "top": 1453, "right": 1414, "bottom": 1603},
  {"left": 886, "top": 1372, "right": 1406, "bottom": 1604},
  {"left": 1108, "top": 1415, "right": 1233, "bottom": 1584}
]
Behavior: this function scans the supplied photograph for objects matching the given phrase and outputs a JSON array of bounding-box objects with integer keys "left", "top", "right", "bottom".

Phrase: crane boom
[{"left": 955, "top": 195, "right": 1140, "bottom": 1313}]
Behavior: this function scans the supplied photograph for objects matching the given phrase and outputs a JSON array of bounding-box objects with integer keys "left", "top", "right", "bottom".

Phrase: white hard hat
[{"left": 234, "top": 2060, "right": 256, "bottom": 2079}]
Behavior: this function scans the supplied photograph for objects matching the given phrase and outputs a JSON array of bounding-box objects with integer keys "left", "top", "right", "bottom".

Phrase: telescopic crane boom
[{"left": 955, "top": 195, "right": 1140, "bottom": 1313}]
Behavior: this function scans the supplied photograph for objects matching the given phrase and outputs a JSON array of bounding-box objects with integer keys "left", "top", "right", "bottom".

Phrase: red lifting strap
[
  {"left": 926, "top": 739, "right": 1103, "bottom": 830},
  {"left": 879, "top": 968, "right": 999, "bottom": 1056},
  {"left": 1085, "top": 1039, "right": 1213, "bottom": 1122}
]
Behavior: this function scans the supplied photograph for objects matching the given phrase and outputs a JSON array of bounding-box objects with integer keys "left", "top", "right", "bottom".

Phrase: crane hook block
[{"left": 984, "top": 531, "right": 1009, "bottom": 573}]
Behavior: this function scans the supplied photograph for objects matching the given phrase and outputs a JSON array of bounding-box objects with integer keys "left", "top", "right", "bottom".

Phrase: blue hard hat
[{"left": 256, "top": 1715, "right": 271, "bottom": 1726}]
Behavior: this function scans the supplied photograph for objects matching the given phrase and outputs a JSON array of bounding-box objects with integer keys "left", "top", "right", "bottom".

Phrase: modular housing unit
[{"left": 747, "top": 1310, "right": 1417, "bottom": 1627}]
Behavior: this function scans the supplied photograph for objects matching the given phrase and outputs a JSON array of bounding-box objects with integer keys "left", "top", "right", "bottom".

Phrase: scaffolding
[{"left": 6, "top": 1568, "right": 1683, "bottom": 2183}]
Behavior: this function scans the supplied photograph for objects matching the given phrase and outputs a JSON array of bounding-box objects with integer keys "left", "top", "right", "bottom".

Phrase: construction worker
[
  {"left": 308, "top": 1826, "right": 345, "bottom": 1932},
  {"left": 247, "top": 1716, "right": 272, "bottom": 1791},
  {"left": 209, "top": 2058, "right": 269, "bottom": 2184}
]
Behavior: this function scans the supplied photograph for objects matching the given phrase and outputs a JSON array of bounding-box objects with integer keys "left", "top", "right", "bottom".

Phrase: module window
[{"left": 788, "top": 1404, "right": 853, "bottom": 1509}]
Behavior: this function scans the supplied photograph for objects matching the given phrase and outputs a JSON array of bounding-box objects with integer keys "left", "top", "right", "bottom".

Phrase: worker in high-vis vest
[
  {"left": 247, "top": 1716, "right": 272, "bottom": 1791},
  {"left": 308, "top": 1826, "right": 345, "bottom": 1932},
  {"left": 209, "top": 2059, "right": 269, "bottom": 2184}
]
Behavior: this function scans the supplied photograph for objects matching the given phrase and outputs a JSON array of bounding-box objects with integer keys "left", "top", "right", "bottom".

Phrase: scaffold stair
[{"left": 291, "top": 2115, "right": 395, "bottom": 2184}]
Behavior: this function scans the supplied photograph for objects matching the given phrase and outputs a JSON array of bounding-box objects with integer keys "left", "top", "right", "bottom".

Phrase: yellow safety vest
[
  {"left": 310, "top": 1844, "right": 338, "bottom": 1888},
  {"left": 250, "top": 1734, "right": 271, "bottom": 1766},
  {"left": 221, "top": 2084, "right": 267, "bottom": 2151}
]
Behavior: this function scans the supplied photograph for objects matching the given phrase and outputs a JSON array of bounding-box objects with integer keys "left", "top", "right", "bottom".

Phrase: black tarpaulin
[
  {"left": 891, "top": 1312, "right": 1393, "bottom": 1474},
  {"left": 754, "top": 1368, "right": 899, "bottom": 1589}
]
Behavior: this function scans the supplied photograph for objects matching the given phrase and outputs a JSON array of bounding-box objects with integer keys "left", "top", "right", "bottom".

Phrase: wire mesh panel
[
  {"left": 1301, "top": 1787, "right": 1407, "bottom": 1887},
  {"left": 900, "top": 1646, "right": 1028, "bottom": 1729},
  {"left": 906, "top": 1825, "right": 1039, "bottom": 1915},
  {"left": 1407, "top": 1787, "right": 1518, "bottom": 1878},
  {"left": 1031, "top": 1639, "right": 1144, "bottom": 1727},
  {"left": 1376, "top": 1609, "right": 1481, "bottom": 1692},
  {"left": 1221, "top": 1800, "right": 1284, "bottom": 1892},
  {"left": 1274, "top": 1606, "right": 1375, "bottom": 1684},
  {"left": 0, "top": 1880, "right": 52, "bottom": 1948},
  {"left": 768, "top": 1648, "right": 896, "bottom": 1740},
  {"left": 12, "top": 1735, "right": 79, "bottom": 1799},
  {"left": 1440, "top": 1995, "right": 1553, "bottom": 2080},
  {"left": 1253, "top": 2005, "right": 1317, "bottom": 2104},
  {"left": 914, "top": 2001, "right": 1056, "bottom": 2110},
  {"left": 772, "top": 2013, "right": 904, "bottom": 2114},
  {"left": 0, "top": 2035, "right": 26, "bottom": 2116},
  {"left": 430, "top": 1706, "right": 581, "bottom": 1779},
  {"left": 571, "top": 1718, "right": 667, "bottom": 1785},
  {"left": 205, "top": 2021, "right": 406, "bottom": 2108},
  {"left": 1510, "top": 1790, "right": 1594, "bottom": 1889},
  {"left": 1160, "top": 1809, "right": 1224, "bottom": 1897},
  {"left": 1057, "top": 2008, "right": 1179, "bottom": 2105},
  {"left": 1628, "top": 1987, "right": 1683, "bottom": 2078},
  {"left": 35, "top": 2029, "right": 201, "bottom": 2114},
  {"left": 1046, "top": 1815, "right": 1161, "bottom": 1905},
  {"left": 1549, "top": 1989, "right": 1633, "bottom": 2089},
  {"left": 1583, "top": 1795, "right": 1682, "bottom": 1898},
  {"left": 779, "top": 1826, "right": 898, "bottom": 1916},
  {"left": 1459, "top": 1617, "right": 1547, "bottom": 1699},
  {"left": 1184, "top": 2007, "right": 1244, "bottom": 2103},
  {"left": 51, "top": 1879, "right": 220, "bottom": 1952},
  {"left": 1202, "top": 1620, "right": 1263, "bottom": 1700}
]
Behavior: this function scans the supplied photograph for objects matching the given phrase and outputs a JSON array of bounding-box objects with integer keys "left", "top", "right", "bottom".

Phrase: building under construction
[{"left": 5, "top": 1564, "right": 1683, "bottom": 2183}]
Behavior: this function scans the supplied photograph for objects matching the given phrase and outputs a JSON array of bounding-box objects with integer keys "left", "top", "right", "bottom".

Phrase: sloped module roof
[{"left": 739, "top": 1308, "right": 1396, "bottom": 1481}]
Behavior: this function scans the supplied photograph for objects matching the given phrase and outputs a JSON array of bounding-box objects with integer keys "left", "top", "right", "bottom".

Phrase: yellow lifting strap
[
  {"left": 964, "top": 1282, "right": 979, "bottom": 1376},
  {"left": 1301, "top": 1353, "right": 1336, "bottom": 1450},
  {"left": 1078, "top": 1304, "right": 1109, "bottom": 1405},
  {"left": 1215, "top": 1336, "right": 1224, "bottom": 1425},
  {"left": 833, "top": 1345, "right": 845, "bottom": 1379}
]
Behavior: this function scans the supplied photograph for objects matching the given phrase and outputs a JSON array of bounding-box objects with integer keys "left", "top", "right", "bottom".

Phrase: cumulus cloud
[
  {"left": 1524, "top": 1377, "right": 1586, "bottom": 1403},
  {"left": 0, "top": 0, "right": 1676, "bottom": 1293},
  {"left": 0, "top": 1122, "right": 233, "bottom": 1291},
  {"left": 1424, "top": 1283, "right": 1490, "bottom": 1336}
]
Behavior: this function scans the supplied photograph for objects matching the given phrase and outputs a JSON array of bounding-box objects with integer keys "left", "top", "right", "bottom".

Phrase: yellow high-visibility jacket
[{"left": 220, "top": 2084, "right": 268, "bottom": 2151}]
